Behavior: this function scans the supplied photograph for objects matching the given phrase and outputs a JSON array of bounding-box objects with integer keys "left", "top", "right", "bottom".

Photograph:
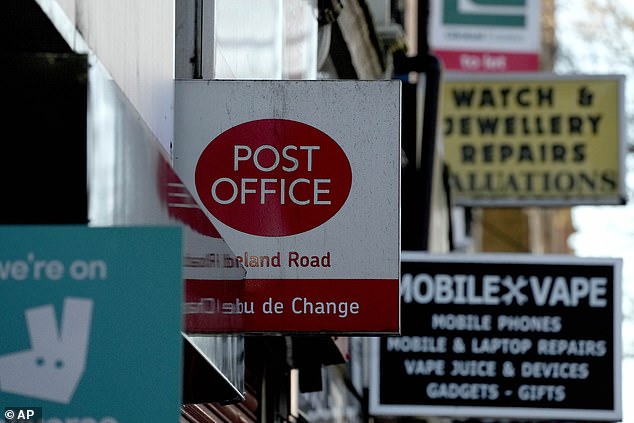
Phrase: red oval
[{"left": 195, "top": 119, "right": 352, "bottom": 237}]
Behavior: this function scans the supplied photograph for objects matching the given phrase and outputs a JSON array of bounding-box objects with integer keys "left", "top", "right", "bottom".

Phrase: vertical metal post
[{"left": 396, "top": 0, "right": 442, "bottom": 251}]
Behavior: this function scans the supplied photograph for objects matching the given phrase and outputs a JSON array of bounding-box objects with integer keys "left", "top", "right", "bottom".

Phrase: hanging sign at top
[
  {"left": 174, "top": 80, "right": 401, "bottom": 334},
  {"left": 429, "top": 0, "right": 542, "bottom": 72}
]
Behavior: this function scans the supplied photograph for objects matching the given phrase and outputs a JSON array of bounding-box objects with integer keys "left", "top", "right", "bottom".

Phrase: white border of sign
[{"left": 369, "top": 252, "right": 623, "bottom": 421}]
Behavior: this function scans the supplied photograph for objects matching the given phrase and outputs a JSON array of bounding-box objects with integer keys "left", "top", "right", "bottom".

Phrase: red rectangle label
[
  {"left": 433, "top": 49, "right": 540, "bottom": 72},
  {"left": 184, "top": 278, "right": 400, "bottom": 334}
]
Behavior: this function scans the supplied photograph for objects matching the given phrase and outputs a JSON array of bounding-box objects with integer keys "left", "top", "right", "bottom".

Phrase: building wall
[
  {"left": 213, "top": 0, "right": 317, "bottom": 79},
  {"left": 38, "top": 0, "right": 174, "bottom": 152},
  {"left": 39, "top": 0, "right": 318, "bottom": 153}
]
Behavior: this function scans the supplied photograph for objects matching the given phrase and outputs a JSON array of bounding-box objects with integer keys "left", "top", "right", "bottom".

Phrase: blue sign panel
[{"left": 0, "top": 225, "right": 183, "bottom": 422}]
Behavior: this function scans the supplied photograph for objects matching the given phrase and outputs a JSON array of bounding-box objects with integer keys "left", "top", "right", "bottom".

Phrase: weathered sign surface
[{"left": 174, "top": 80, "right": 401, "bottom": 333}]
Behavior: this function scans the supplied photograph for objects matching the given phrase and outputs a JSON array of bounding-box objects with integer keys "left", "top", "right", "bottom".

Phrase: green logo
[{"left": 443, "top": 0, "right": 527, "bottom": 27}]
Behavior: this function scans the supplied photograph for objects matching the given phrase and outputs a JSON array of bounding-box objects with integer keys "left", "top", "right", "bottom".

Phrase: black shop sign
[{"left": 370, "top": 252, "right": 622, "bottom": 421}]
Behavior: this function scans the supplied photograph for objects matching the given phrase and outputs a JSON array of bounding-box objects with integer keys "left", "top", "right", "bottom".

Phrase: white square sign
[{"left": 174, "top": 80, "right": 401, "bottom": 333}]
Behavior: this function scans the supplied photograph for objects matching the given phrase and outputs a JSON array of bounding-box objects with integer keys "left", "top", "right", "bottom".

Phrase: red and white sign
[{"left": 174, "top": 80, "right": 401, "bottom": 334}]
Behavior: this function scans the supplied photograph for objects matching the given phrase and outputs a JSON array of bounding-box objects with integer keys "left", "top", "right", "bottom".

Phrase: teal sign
[
  {"left": 443, "top": 0, "right": 527, "bottom": 27},
  {"left": 0, "top": 225, "right": 183, "bottom": 422}
]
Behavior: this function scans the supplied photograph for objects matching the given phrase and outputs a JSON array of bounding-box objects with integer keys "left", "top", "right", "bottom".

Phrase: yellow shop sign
[{"left": 441, "top": 73, "right": 626, "bottom": 206}]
